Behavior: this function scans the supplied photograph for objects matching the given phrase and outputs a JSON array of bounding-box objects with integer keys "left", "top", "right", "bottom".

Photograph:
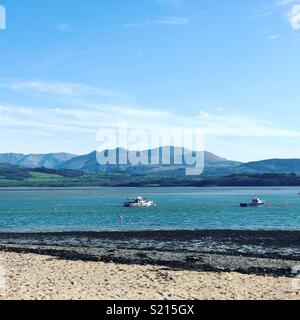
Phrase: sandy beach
[
  {"left": 0, "top": 251, "right": 298, "bottom": 300},
  {"left": 0, "top": 230, "right": 299, "bottom": 300}
]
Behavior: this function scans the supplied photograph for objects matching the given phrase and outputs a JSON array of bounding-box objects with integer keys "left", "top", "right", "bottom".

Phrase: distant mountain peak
[{"left": 55, "top": 147, "right": 238, "bottom": 174}]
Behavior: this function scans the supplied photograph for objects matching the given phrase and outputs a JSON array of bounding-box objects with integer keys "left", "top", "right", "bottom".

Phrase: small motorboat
[
  {"left": 240, "top": 197, "right": 265, "bottom": 208},
  {"left": 124, "top": 196, "right": 156, "bottom": 208}
]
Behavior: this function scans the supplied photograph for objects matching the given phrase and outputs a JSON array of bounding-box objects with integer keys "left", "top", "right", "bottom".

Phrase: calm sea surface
[{"left": 0, "top": 187, "right": 299, "bottom": 232}]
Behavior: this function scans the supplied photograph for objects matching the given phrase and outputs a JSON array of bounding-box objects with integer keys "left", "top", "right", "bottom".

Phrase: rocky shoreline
[{"left": 0, "top": 230, "right": 299, "bottom": 277}]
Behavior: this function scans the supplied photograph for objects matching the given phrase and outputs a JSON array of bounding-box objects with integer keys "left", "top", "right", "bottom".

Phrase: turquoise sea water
[{"left": 0, "top": 187, "right": 300, "bottom": 232}]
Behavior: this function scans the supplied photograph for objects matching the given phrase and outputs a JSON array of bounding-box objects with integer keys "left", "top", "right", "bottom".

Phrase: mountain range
[
  {"left": 1, "top": 148, "right": 300, "bottom": 176},
  {"left": 0, "top": 152, "right": 76, "bottom": 169}
]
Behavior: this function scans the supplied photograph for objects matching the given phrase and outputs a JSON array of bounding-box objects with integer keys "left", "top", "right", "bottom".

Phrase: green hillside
[
  {"left": 1, "top": 162, "right": 300, "bottom": 187},
  {"left": 0, "top": 163, "right": 30, "bottom": 180}
]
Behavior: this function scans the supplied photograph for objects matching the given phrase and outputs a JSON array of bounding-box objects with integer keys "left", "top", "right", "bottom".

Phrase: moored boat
[
  {"left": 124, "top": 196, "right": 156, "bottom": 208},
  {"left": 240, "top": 197, "right": 265, "bottom": 208}
]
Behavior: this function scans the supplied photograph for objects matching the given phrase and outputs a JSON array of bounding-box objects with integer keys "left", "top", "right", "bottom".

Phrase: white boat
[
  {"left": 124, "top": 196, "right": 156, "bottom": 208},
  {"left": 240, "top": 197, "right": 265, "bottom": 208}
]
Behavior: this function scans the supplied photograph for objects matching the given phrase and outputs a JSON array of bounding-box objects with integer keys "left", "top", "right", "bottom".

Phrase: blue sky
[{"left": 1, "top": 0, "right": 300, "bottom": 161}]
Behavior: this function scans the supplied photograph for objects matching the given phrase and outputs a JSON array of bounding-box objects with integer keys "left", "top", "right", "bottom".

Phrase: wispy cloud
[
  {"left": 155, "top": 0, "right": 186, "bottom": 7},
  {"left": 267, "top": 33, "right": 280, "bottom": 40},
  {"left": 0, "top": 81, "right": 132, "bottom": 100},
  {"left": 1, "top": 79, "right": 300, "bottom": 155},
  {"left": 35, "top": 50, "right": 90, "bottom": 71},
  {"left": 276, "top": 0, "right": 299, "bottom": 6},
  {"left": 124, "top": 16, "right": 189, "bottom": 28},
  {"left": 123, "top": 22, "right": 144, "bottom": 28},
  {"left": 152, "top": 16, "right": 189, "bottom": 25},
  {"left": 57, "top": 23, "right": 74, "bottom": 33},
  {"left": 196, "top": 110, "right": 300, "bottom": 138},
  {"left": 0, "top": 103, "right": 170, "bottom": 135},
  {"left": 1, "top": 99, "right": 300, "bottom": 140}
]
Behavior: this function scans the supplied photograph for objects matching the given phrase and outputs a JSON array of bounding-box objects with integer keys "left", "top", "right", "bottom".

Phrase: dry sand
[{"left": 0, "top": 251, "right": 299, "bottom": 300}]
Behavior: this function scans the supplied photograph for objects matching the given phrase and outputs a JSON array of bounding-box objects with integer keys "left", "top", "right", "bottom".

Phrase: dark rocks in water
[
  {"left": 186, "top": 256, "right": 201, "bottom": 262},
  {"left": 0, "top": 229, "right": 299, "bottom": 277},
  {"left": 0, "top": 243, "right": 296, "bottom": 277},
  {"left": 0, "top": 229, "right": 299, "bottom": 259}
]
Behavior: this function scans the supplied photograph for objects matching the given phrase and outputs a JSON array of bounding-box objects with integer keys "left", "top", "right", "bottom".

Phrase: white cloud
[
  {"left": 0, "top": 104, "right": 95, "bottom": 133},
  {"left": 1, "top": 100, "right": 300, "bottom": 141},
  {"left": 199, "top": 110, "right": 210, "bottom": 118},
  {"left": 1, "top": 79, "right": 300, "bottom": 155},
  {"left": 195, "top": 111, "right": 300, "bottom": 138},
  {"left": 0, "top": 102, "right": 171, "bottom": 135}
]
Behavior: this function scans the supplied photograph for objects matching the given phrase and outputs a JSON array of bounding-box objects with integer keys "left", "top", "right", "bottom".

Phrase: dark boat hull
[{"left": 240, "top": 203, "right": 264, "bottom": 208}]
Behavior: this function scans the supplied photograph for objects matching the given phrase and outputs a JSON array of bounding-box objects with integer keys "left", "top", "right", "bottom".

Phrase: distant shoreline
[
  {"left": 1, "top": 185, "right": 300, "bottom": 190},
  {"left": 1, "top": 229, "right": 300, "bottom": 236}
]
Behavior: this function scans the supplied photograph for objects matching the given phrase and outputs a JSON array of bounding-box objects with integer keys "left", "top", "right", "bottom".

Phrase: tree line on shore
[{"left": 1, "top": 163, "right": 300, "bottom": 187}]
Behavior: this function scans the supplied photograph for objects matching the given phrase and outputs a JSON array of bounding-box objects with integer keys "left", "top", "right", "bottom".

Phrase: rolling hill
[
  {"left": 237, "top": 159, "right": 300, "bottom": 175},
  {"left": 0, "top": 163, "right": 30, "bottom": 180}
]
